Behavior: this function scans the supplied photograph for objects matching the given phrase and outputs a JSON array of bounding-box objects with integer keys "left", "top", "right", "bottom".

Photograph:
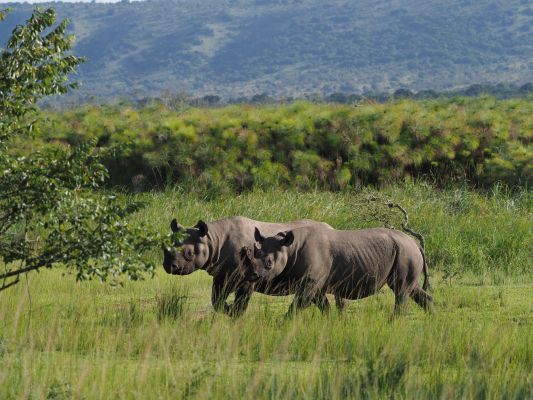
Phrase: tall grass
[
  {"left": 1, "top": 270, "right": 531, "bottom": 399},
  {"left": 0, "top": 185, "right": 531, "bottom": 399},
  {"left": 137, "top": 183, "right": 532, "bottom": 277}
]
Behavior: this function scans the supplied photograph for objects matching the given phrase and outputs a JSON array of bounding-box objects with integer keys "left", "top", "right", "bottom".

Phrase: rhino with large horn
[{"left": 162, "top": 216, "right": 346, "bottom": 316}]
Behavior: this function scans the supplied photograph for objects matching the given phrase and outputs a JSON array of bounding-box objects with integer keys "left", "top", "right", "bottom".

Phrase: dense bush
[{"left": 31, "top": 97, "right": 533, "bottom": 192}]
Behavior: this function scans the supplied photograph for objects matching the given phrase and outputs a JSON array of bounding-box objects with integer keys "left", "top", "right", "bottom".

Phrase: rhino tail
[{"left": 419, "top": 245, "right": 430, "bottom": 291}]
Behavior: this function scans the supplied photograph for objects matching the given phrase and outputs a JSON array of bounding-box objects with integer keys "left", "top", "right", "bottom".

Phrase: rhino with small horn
[{"left": 244, "top": 225, "right": 432, "bottom": 317}]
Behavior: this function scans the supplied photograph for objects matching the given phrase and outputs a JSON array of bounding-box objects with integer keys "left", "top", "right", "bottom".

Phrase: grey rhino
[
  {"left": 162, "top": 216, "right": 347, "bottom": 316},
  {"left": 246, "top": 226, "right": 432, "bottom": 317}
]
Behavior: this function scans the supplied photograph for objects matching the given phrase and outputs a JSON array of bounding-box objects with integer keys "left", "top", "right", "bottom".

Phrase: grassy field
[{"left": 1, "top": 185, "right": 532, "bottom": 399}]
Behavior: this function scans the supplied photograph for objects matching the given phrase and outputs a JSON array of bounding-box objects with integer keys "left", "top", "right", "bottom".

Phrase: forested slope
[{"left": 1, "top": 0, "right": 532, "bottom": 99}]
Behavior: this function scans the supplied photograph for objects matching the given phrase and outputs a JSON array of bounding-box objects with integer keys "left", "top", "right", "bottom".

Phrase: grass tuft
[{"left": 155, "top": 284, "right": 189, "bottom": 321}]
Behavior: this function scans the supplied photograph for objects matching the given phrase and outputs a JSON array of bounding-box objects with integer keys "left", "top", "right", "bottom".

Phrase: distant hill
[{"left": 1, "top": 0, "right": 532, "bottom": 100}]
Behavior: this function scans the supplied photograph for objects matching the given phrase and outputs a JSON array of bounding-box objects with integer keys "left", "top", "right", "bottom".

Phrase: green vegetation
[
  {"left": 1, "top": 5, "right": 532, "bottom": 400},
  {"left": 1, "top": 0, "right": 532, "bottom": 99},
  {"left": 29, "top": 98, "right": 533, "bottom": 191},
  {"left": 1, "top": 187, "right": 531, "bottom": 398},
  {"left": 0, "top": 8, "right": 157, "bottom": 292}
]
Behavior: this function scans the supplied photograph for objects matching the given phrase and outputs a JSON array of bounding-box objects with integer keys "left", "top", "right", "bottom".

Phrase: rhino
[
  {"left": 162, "top": 216, "right": 347, "bottom": 316},
  {"left": 244, "top": 226, "right": 432, "bottom": 317}
]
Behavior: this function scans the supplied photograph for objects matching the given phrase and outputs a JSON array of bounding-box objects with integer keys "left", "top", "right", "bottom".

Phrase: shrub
[{"left": 27, "top": 98, "right": 533, "bottom": 191}]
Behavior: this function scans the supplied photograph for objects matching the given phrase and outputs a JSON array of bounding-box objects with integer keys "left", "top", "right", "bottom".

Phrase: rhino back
[
  {"left": 207, "top": 216, "right": 330, "bottom": 275},
  {"left": 282, "top": 227, "right": 422, "bottom": 298},
  {"left": 326, "top": 229, "right": 398, "bottom": 294}
]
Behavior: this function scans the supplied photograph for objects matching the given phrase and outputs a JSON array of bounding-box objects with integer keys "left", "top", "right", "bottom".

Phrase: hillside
[{"left": 1, "top": 0, "right": 532, "bottom": 99}]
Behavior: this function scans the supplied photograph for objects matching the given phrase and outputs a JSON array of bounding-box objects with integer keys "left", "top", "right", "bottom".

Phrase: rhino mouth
[
  {"left": 244, "top": 271, "right": 261, "bottom": 282},
  {"left": 163, "top": 262, "right": 195, "bottom": 275}
]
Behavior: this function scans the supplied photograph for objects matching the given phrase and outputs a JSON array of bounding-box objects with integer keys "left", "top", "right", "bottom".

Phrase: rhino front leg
[
  {"left": 211, "top": 274, "right": 232, "bottom": 314},
  {"left": 285, "top": 295, "right": 313, "bottom": 318},
  {"left": 313, "top": 294, "right": 331, "bottom": 314},
  {"left": 228, "top": 281, "right": 254, "bottom": 318},
  {"left": 285, "top": 281, "right": 318, "bottom": 318}
]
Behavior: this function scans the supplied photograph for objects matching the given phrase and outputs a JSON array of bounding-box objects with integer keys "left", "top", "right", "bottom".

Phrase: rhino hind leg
[
  {"left": 392, "top": 291, "right": 410, "bottom": 317},
  {"left": 388, "top": 273, "right": 415, "bottom": 317},
  {"left": 410, "top": 286, "right": 433, "bottom": 312}
]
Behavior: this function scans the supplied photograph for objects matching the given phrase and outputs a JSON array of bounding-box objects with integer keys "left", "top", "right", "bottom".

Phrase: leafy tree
[
  {"left": 393, "top": 88, "right": 414, "bottom": 99},
  {"left": 0, "top": 8, "right": 82, "bottom": 141},
  {"left": 0, "top": 8, "right": 159, "bottom": 293}
]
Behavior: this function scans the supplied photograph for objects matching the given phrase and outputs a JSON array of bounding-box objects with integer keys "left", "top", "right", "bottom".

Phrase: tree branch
[
  {"left": 0, "top": 277, "right": 19, "bottom": 292},
  {"left": 361, "top": 194, "right": 425, "bottom": 250},
  {"left": 386, "top": 201, "right": 425, "bottom": 250},
  {"left": 0, "top": 262, "right": 46, "bottom": 280}
]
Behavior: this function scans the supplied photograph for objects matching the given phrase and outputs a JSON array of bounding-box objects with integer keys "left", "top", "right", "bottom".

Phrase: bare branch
[
  {"left": 386, "top": 201, "right": 425, "bottom": 250},
  {"left": 359, "top": 193, "right": 425, "bottom": 250}
]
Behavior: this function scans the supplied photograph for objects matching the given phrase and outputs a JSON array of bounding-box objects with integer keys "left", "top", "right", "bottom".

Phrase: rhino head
[
  {"left": 241, "top": 227, "right": 294, "bottom": 281},
  {"left": 238, "top": 246, "right": 261, "bottom": 282},
  {"left": 162, "top": 218, "right": 210, "bottom": 275}
]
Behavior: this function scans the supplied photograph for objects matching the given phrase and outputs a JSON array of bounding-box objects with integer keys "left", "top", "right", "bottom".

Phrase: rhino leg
[
  {"left": 312, "top": 295, "right": 330, "bottom": 314},
  {"left": 211, "top": 274, "right": 233, "bottom": 314},
  {"left": 410, "top": 286, "right": 433, "bottom": 312},
  {"left": 285, "top": 279, "right": 326, "bottom": 318},
  {"left": 391, "top": 291, "right": 410, "bottom": 318},
  {"left": 285, "top": 293, "right": 314, "bottom": 318},
  {"left": 228, "top": 281, "right": 254, "bottom": 318},
  {"left": 334, "top": 295, "right": 347, "bottom": 312},
  {"left": 388, "top": 276, "right": 411, "bottom": 317}
]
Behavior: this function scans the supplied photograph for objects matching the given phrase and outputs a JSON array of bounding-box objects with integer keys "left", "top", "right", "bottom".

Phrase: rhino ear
[
  {"left": 170, "top": 219, "right": 182, "bottom": 233},
  {"left": 240, "top": 246, "right": 253, "bottom": 260},
  {"left": 254, "top": 227, "right": 265, "bottom": 243},
  {"left": 280, "top": 231, "right": 294, "bottom": 247},
  {"left": 196, "top": 220, "right": 208, "bottom": 237}
]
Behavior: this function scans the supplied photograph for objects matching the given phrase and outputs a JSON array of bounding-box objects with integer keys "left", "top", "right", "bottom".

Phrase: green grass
[{"left": 1, "top": 185, "right": 532, "bottom": 399}]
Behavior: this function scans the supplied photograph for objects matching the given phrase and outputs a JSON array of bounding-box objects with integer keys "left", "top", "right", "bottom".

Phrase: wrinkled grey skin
[
  {"left": 162, "top": 216, "right": 345, "bottom": 316},
  {"left": 248, "top": 226, "right": 432, "bottom": 317}
]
